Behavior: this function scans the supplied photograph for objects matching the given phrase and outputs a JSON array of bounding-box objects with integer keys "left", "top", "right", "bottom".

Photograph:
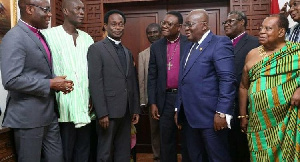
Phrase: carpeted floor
[{"left": 136, "top": 153, "right": 182, "bottom": 162}]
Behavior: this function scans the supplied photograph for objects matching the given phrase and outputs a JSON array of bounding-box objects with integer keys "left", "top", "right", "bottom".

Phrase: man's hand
[
  {"left": 132, "top": 114, "right": 140, "bottom": 124},
  {"left": 240, "top": 118, "right": 248, "bottom": 133},
  {"left": 50, "top": 76, "right": 74, "bottom": 94},
  {"left": 99, "top": 115, "right": 109, "bottom": 129},
  {"left": 174, "top": 112, "right": 182, "bottom": 130},
  {"left": 280, "top": 2, "right": 289, "bottom": 17},
  {"left": 213, "top": 113, "right": 227, "bottom": 131},
  {"left": 150, "top": 104, "right": 160, "bottom": 120},
  {"left": 88, "top": 98, "right": 94, "bottom": 115},
  {"left": 291, "top": 87, "right": 300, "bottom": 107}
]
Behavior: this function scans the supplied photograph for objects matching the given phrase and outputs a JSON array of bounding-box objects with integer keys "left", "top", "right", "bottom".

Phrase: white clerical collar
[
  {"left": 167, "top": 34, "right": 180, "bottom": 43},
  {"left": 107, "top": 35, "right": 121, "bottom": 45},
  {"left": 195, "top": 30, "right": 210, "bottom": 49},
  {"left": 20, "top": 19, "right": 39, "bottom": 31},
  {"left": 231, "top": 31, "right": 246, "bottom": 42}
]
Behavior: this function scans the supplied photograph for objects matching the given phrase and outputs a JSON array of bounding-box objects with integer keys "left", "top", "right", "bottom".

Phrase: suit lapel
[
  {"left": 183, "top": 32, "right": 213, "bottom": 77},
  {"left": 123, "top": 44, "right": 130, "bottom": 77},
  {"left": 103, "top": 38, "right": 125, "bottom": 76},
  {"left": 161, "top": 38, "right": 167, "bottom": 77},
  {"left": 234, "top": 33, "right": 248, "bottom": 55},
  {"left": 18, "top": 21, "right": 52, "bottom": 72}
]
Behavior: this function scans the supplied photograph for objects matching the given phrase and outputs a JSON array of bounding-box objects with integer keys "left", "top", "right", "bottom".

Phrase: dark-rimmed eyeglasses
[
  {"left": 183, "top": 21, "right": 206, "bottom": 28},
  {"left": 222, "top": 19, "right": 241, "bottom": 25},
  {"left": 27, "top": 4, "right": 51, "bottom": 13},
  {"left": 160, "top": 21, "right": 179, "bottom": 28}
]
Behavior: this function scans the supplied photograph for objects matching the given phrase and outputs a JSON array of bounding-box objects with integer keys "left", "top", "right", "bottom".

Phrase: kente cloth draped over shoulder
[{"left": 247, "top": 41, "right": 300, "bottom": 162}]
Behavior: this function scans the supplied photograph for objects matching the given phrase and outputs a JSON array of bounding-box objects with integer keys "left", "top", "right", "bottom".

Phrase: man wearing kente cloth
[{"left": 239, "top": 14, "right": 300, "bottom": 161}]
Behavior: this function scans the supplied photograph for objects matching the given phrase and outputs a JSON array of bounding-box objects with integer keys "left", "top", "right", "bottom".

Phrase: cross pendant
[{"left": 167, "top": 62, "right": 173, "bottom": 70}]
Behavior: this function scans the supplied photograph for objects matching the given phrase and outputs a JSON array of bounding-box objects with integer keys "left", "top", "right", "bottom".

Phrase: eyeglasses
[
  {"left": 183, "top": 21, "right": 206, "bottom": 28},
  {"left": 160, "top": 21, "right": 179, "bottom": 28},
  {"left": 289, "top": 1, "right": 300, "bottom": 9},
  {"left": 27, "top": 4, "right": 51, "bottom": 13},
  {"left": 222, "top": 19, "right": 240, "bottom": 25}
]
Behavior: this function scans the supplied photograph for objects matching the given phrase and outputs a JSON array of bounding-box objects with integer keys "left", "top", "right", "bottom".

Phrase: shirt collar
[
  {"left": 231, "top": 31, "right": 246, "bottom": 42},
  {"left": 20, "top": 19, "right": 39, "bottom": 33},
  {"left": 107, "top": 35, "right": 121, "bottom": 45},
  {"left": 167, "top": 34, "right": 180, "bottom": 43},
  {"left": 195, "top": 30, "right": 210, "bottom": 49}
]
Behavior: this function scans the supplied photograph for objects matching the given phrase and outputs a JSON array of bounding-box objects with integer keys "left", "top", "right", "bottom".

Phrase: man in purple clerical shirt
[{"left": 147, "top": 11, "right": 191, "bottom": 162}]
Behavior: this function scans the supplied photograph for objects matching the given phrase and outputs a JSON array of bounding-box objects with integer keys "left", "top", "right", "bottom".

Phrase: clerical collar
[
  {"left": 107, "top": 35, "right": 121, "bottom": 45},
  {"left": 20, "top": 19, "right": 39, "bottom": 33},
  {"left": 167, "top": 34, "right": 180, "bottom": 43},
  {"left": 231, "top": 31, "right": 246, "bottom": 42}
]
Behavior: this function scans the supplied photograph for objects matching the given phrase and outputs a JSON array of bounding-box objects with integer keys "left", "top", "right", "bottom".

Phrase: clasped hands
[{"left": 50, "top": 76, "right": 74, "bottom": 94}]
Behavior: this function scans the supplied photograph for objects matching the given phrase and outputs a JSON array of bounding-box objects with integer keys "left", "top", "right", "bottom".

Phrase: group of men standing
[{"left": 1, "top": 0, "right": 300, "bottom": 161}]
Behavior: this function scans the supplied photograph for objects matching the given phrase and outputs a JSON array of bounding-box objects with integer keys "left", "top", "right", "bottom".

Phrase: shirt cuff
[{"left": 216, "top": 111, "right": 232, "bottom": 129}]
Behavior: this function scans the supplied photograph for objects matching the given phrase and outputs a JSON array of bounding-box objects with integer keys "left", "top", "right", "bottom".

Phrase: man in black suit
[
  {"left": 223, "top": 10, "right": 259, "bottom": 162},
  {"left": 87, "top": 10, "right": 140, "bottom": 162},
  {"left": 148, "top": 11, "right": 190, "bottom": 162}
]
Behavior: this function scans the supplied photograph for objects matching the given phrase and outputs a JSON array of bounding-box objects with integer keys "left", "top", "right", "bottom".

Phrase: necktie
[
  {"left": 114, "top": 43, "right": 127, "bottom": 73},
  {"left": 35, "top": 31, "right": 52, "bottom": 65}
]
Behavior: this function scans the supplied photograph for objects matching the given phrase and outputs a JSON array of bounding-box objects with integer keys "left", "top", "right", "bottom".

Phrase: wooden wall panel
[
  {"left": 230, "top": 0, "right": 270, "bottom": 36},
  {"left": 51, "top": 0, "right": 103, "bottom": 42},
  {"left": 79, "top": 0, "right": 103, "bottom": 41}
]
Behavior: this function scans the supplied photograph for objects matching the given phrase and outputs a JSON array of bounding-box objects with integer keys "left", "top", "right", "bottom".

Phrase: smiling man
[
  {"left": 42, "top": 0, "right": 94, "bottom": 161},
  {"left": 148, "top": 11, "right": 190, "bottom": 162},
  {"left": 0, "top": 0, "right": 74, "bottom": 161},
  {"left": 87, "top": 10, "right": 140, "bottom": 161},
  {"left": 223, "top": 10, "right": 259, "bottom": 162},
  {"left": 175, "top": 9, "right": 236, "bottom": 162},
  {"left": 282, "top": 0, "right": 300, "bottom": 42}
]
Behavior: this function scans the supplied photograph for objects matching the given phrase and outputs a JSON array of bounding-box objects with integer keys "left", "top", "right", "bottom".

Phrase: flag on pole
[{"left": 270, "top": 0, "right": 280, "bottom": 14}]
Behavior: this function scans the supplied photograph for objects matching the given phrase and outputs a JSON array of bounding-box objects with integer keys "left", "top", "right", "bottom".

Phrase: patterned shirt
[
  {"left": 286, "top": 23, "right": 300, "bottom": 43},
  {"left": 42, "top": 25, "right": 94, "bottom": 127}
]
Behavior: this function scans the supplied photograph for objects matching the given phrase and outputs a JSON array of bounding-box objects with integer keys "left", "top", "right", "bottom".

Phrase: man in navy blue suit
[{"left": 175, "top": 9, "right": 236, "bottom": 162}]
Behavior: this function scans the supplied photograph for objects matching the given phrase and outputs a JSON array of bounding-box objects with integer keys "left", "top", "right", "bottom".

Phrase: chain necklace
[
  {"left": 167, "top": 41, "right": 179, "bottom": 70},
  {"left": 258, "top": 45, "right": 268, "bottom": 58}
]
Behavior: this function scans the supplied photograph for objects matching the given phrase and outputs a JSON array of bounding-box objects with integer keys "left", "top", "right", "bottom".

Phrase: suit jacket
[
  {"left": 0, "top": 21, "right": 56, "bottom": 128},
  {"left": 87, "top": 38, "right": 140, "bottom": 119},
  {"left": 232, "top": 33, "right": 259, "bottom": 124},
  {"left": 138, "top": 47, "right": 150, "bottom": 105},
  {"left": 176, "top": 32, "right": 236, "bottom": 128},
  {"left": 148, "top": 35, "right": 189, "bottom": 114}
]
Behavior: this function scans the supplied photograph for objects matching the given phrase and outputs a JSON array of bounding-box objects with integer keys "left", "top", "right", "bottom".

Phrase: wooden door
[{"left": 105, "top": 0, "right": 229, "bottom": 153}]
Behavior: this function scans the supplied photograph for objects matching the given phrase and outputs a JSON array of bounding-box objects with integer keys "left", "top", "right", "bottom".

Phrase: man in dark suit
[
  {"left": 223, "top": 10, "right": 259, "bottom": 162},
  {"left": 176, "top": 9, "right": 236, "bottom": 161},
  {"left": 0, "top": 0, "right": 73, "bottom": 161},
  {"left": 148, "top": 11, "right": 190, "bottom": 162},
  {"left": 87, "top": 10, "right": 140, "bottom": 162}
]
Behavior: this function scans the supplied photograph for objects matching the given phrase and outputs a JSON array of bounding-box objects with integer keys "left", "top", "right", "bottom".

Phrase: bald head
[
  {"left": 190, "top": 9, "right": 209, "bottom": 24},
  {"left": 184, "top": 9, "right": 209, "bottom": 42},
  {"left": 62, "top": 0, "right": 82, "bottom": 10}
]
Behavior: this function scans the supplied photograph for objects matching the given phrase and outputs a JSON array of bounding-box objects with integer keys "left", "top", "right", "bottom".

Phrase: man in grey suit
[
  {"left": 87, "top": 10, "right": 140, "bottom": 161},
  {"left": 223, "top": 10, "right": 259, "bottom": 162},
  {"left": 0, "top": 0, "right": 74, "bottom": 161}
]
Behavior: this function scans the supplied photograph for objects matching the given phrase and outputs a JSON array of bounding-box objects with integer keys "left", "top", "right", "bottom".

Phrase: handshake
[{"left": 50, "top": 76, "right": 74, "bottom": 94}]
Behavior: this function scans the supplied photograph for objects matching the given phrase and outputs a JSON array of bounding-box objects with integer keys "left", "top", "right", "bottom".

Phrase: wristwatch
[{"left": 217, "top": 112, "right": 226, "bottom": 118}]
